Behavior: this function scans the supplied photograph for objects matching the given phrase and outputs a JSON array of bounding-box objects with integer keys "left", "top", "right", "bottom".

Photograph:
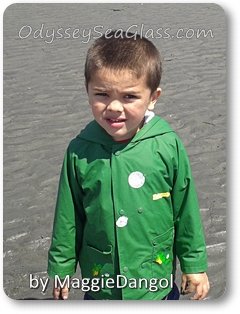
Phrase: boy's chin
[{"left": 111, "top": 131, "right": 136, "bottom": 142}]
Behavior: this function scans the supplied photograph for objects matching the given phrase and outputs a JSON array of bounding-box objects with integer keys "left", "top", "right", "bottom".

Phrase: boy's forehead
[{"left": 90, "top": 68, "right": 148, "bottom": 90}]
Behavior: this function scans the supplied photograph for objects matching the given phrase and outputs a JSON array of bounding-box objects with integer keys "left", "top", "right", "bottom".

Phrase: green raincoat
[{"left": 48, "top": 115, "right": 207, "bottom": 300}]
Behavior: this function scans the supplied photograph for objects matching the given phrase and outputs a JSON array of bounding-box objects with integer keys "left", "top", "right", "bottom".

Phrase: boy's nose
[{"left": 107, "top": 100, "right": 124, "bottom": 112}]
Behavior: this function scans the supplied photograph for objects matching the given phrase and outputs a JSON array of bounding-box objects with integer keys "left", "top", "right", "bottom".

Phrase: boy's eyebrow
[
  {"left": 93, "top": 87, "right": 108, "bottom": 91},
  {"left": 122, "top": 90, "right": 141, "bottom": 95},
  {"left": 93, "top": 87, "right": 141, "bottom": 94}
]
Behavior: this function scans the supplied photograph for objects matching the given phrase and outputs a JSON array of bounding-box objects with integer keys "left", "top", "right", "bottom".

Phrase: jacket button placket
[{"left": 111, "top": 150, "right": 129, "bottom": 282}]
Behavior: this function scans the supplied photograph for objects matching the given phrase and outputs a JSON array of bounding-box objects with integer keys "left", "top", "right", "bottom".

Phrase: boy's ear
[
  {"left": 85, "top": 80, "right": 88, "bottom": 92},
  {"left": 148, "top": 88, "right": 162, "bottom": 110}
]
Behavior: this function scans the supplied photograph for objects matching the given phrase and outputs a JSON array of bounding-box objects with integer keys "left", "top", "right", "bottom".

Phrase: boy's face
[{"left": 87, "top": 68, "right": 161, "bottom": 141}]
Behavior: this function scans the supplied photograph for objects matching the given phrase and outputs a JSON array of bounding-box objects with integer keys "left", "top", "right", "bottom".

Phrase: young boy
[{"left": 48, "top": 31, "right": 210, "bottom": 300}]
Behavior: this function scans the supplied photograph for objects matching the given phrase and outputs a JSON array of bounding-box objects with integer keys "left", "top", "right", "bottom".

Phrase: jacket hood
[{"left": 77, "top": 115, "right": 174, "bottom": 146}]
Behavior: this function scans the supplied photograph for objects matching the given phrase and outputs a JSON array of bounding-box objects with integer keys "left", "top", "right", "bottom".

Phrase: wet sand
[{"left": 3, "top": 3, "right": 226, "bottom": 300}]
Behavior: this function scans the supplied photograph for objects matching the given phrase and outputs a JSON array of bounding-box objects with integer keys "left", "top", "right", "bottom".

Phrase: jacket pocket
[
  {"left": 151, "top": 228, "right": 174, "bottom": 280},
  {"left": 80, "top": 244, "right": 114, "bottom": 278}
]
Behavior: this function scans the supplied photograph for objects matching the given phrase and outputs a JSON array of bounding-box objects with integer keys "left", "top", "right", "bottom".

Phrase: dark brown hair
[{"left": 84, "top": 30, "right": 162, "bottom": 93}]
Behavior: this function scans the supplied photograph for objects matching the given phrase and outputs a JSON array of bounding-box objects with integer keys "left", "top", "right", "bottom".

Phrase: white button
[
  {"left": 128, "top": 171, "right": 145, "bottom": 188},
  {"left": 116, "top": 216, "right": 128, "bottom": 227}
]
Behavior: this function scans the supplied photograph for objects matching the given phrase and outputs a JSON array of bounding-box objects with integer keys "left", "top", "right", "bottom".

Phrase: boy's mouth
[
  {"left": 107, "top": 118, "right": 126, "bottom": 123},
  {"left": 105, "top": 118, "right": 127, "bottom": 128}
]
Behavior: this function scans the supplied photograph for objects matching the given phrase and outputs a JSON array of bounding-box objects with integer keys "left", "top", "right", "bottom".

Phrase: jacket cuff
[
  {"left": 47, "top": 264, "right": 76, "bottom": 279},
  {"left": 180, "top": 262, "right": 208, "bottom": 274}
]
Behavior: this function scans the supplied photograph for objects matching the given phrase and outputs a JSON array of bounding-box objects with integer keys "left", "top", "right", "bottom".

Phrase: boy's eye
[
  {"left": 95, "top": 92, "right": 108, "bottom": 97},
  {"left": 125, "top": 94, "right": 138, "bottom": 99}
]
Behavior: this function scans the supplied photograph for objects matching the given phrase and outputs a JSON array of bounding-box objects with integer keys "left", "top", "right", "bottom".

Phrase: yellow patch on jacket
[{"left": 152, "top": 192, "right": 170, "bottom": 200}]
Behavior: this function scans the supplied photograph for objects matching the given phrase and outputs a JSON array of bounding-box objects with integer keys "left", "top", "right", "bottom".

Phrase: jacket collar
[{"left": 77, "top": 115, "right": 174, "bottom": 147}]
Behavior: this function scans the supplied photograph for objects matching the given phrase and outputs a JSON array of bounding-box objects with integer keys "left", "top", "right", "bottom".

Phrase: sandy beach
[{"left": 3, "top": 3, "right": 226, "bottom": 300}]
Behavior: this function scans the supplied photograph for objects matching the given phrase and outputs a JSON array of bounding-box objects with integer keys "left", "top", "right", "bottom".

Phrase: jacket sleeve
[
  {"left": 172, "top": 137, "right": 208, "bottom": 274},
  {"left": 48, "top": 143, "right": 85, "bottom": 278}
]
